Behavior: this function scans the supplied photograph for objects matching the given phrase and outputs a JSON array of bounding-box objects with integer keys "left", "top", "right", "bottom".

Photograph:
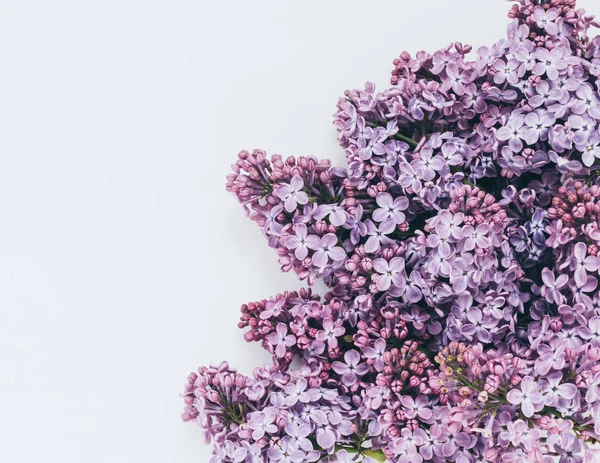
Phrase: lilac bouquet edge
[{"left": 183, "top": 1, "right": 600, "bottom": 462}]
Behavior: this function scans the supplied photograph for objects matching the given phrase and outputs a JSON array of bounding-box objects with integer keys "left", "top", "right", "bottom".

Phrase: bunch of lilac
[{"left": 183, "top": 1, "right": 600, "bottom": 461}]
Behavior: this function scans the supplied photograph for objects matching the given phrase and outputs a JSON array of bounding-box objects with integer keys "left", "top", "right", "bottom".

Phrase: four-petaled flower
[
  {"left": 312, "top": 233, "right": 346, "bottom": 268},
  {"left": 331, "top": 349, "right": 370, "bottom": 386},
  {"left": 315, "top": 318, "right": 345, "bottom": 348},
  {"left": 507, "top": 376, "right": 544, "bottom": 418},
  {"left": 373, "top": 256, "right": 405, "bottom": 291},
  {"left": 284, "top": 224, "right": 319, "bottom": 260},
  {"left": 275, "top": 176, "right": 309, "bottom": 212},
  {"left": 266, "top": 324, "right": 296, "bottom": 358},
  {"left": 373, "top": 192, "right": 409, "bottom": 224}
]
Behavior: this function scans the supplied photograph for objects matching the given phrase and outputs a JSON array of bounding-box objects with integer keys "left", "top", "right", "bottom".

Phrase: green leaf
[{"left": 363, "top": 450, "right": 387, "bottom": 462}]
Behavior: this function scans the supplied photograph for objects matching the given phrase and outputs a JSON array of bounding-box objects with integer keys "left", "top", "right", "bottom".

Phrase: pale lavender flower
[
  {"left": 398, "top": 162, "right": 423, "bottom": 192},
  {"left": 541, "top": 372, "right": 578, "bottom": 406},
  {"left": 507, "top": 376, "right": 544, "bottom": 418},
  {"left": 267, "top": 324, "right": 296, "bottom": 358},
  {"left": 284, "top": 224, "right": 319, "bottom": 260},
  {"left": 572, "top": 84, "right": 600, "bottom": 119},
  {"left": 363, "top": 338, "right": 386, "bottom": 372},
  {"left": 579, "top": 316, "right": 600, "bottom": 347},
  {"left": 577, "top": 131, "right": 600, "bottom": 167},
  {"left": 276, "top": 176, "right": 309, "bottom": 212},
  {"left": 496, "top": 115, "right": 527, "bottom": 152},
  {"left": 267, "top": 438, "right": 306, "bottom": 463},
  {"left": 372, "top": 192, "right": 409, "bottom": 224},
  {"left": 536, "top": 337, "right": 566, "bottom": 375},
  {"left": 315, "top": 318, "right": 345, "bottom": 348},
  {"left": 315, "top": 204, "right": 347, "bottom": 227},
  {"left": 400, "top": 395, "right": 433, "bottom": 420},
  {"left": 248, "top": 409, "right": 278, "bottom": 440},
  {"left": 400, "top": 305, "right": 430, "bottom": 331},
  {"left": 312, "top": 233, "right": 346, "bottom": 268},
  {"left": 373, "top": 257, "right": 405, "bottom": 291},
  {"left": 493, "top": 58, "right": 522, "bottom": 85},
  {"left": 586, "top": 372, "right": 600, "bottom": 403},
  {"left": 462, "top": 223, "right": 491, "bottom": 251},
  {"left": 533, "top": 47, "right": 568, "bottom": 81},
  {"left": 331, "top": 350, "right": 369, "bottom": 386},
  {"left": 541, "top": 268, "right": 568, "bottom": 305},
  {"left": 460, "top": 307, "right": 497, "bottom": 343},
  {"left": 528, "top": 81, "right": 561, "bottom": 108},
  {"left": 343, "top": 204, "right": 367, "bottom": 245},
  {"left": 532, "top": 6, "right": 560, "bottom": 35},
  {"left": 284, "top": 422, "right": 313, "bottom": 452},
  {"left": 523, "top": 111, "right": 556, "bottom": 145},
  {"left": 364, "top": 219, "right": 396, "bottom": 253}
]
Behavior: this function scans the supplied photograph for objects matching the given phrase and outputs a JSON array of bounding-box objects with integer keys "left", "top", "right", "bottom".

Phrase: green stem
[{"left": 394, "top": 132, "right": 419, "bottom": 148}]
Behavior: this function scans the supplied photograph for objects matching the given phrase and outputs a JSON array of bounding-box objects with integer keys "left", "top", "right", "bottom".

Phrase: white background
[{"left": 0, "top": 1, "right": 596, "bottom": 462}]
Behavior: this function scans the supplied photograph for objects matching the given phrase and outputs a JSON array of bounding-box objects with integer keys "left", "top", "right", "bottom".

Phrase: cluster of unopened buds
[{"left": 183, "top": 1, "right": 600, "bottom": 461}]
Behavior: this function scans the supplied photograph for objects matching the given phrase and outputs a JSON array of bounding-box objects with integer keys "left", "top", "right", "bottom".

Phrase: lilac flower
[
  {"left": 398, "top": 162, "right": 423, "bottom": 193},
  {"left": 399, "top": 305, "right": 430, "bottom": 331},
  {"left": 275, "top": 176, "right": 309, "bottom": 212},
  {"left": 579, "top": 316, "right": 600, "bottom": 346},
  {"left": 462, "top": 223, "right": 490, "bottom": 251},
  {"left": 211, "top": 441, "right": 247, "bottom": 463},
  {"left": 532, "top": 6, "right": 560, "bottom": 35},
  {"left": 496, "top": 115, "right": 527, "bottom": 152},
  {"left": 267, "top": 324, "right": 296, "bottom": 358},
  {"left": 315, "top": 204, "right": 348, "bottom": 227},
  {"left": 363, "top": 338, "right": 386, "bottom": 372},
  {"left": 190, "top": 4, "right": 600, "bottom": 463},
  {"left": 523, "top": 111, "right": 556, "bottom": 145},
  {"left": 315, "top": 318, "right": 345, "bottom": 348},
  {"left": 343, "top": 204, "right": 367, "bottom": 246},
  {"left": 507, "top": 376, "right": 544, "bottom": 418},
  {"left": 400, "top": 395, "right": 433, "bottom": 420},
  {"left": 311, "top": 233, "right": 346, "bottom": 268},
  {"left": 372, "top": 257, "right": 405, "bottom": 291},
  {"left": 364, "top": 219, "right": 395, "bottom": 253},
  {"left": 572, "top": 84, "right": 600, "bottom": 119},
  {"left": 524, "top": 208, "right": 547, "bottom": 246},
  {"left": 315, "top": 422, "right": 337, "bottom": 450},
  {"left": 434, "top": 210, "right": 464, "bottom": 239},
  {"left": 533, "top": 47, "right": 568, "bottom": 81},
  {"left": 536, "top": 337, "right": 566, "bottom": 375},
  {"left": 573, "top": 242, "right": 600, "bottom": 282},
  {"left": 248, "top": 409, "right": 278, "bottom": 440},
  {"left": 586, "top": 372, "right": 600, "bottom": 403},
  {"left": 284, "top": 422, "right": 313, "bottom": 452},
  {"left": 284, "top": 224, "right": 319, "bottom": 260},
  {"left": 577, "top": 131, "right": 600, "bottom": 167},
  {"left": 283, "top": 378, "right": 309, "bottom": 406},
  {"left": 541, "top": 372, "right": 578, "bottom": 406},
  {"left": 264, "top": 205, "right": 284, "bottom": 234},
  {"left": 267, "top": 438, "right": 306, "bottom": 463},
  {"left": 541, "top": 268, "right": 568, "bottom": 305},
  {"left": 372, "top": 192, "right": 409, "bottom": 224},
  {"left": 331, "top": 350, "right": 369, "bottom": 386},
  {"left": 528, "top": 81, "right": 561, "bottom": 108},
  {"left": 445, "top": 62, "right": 471, "bottom": 94},
  {"left": 493, "top": 58, "right": 521, "bottom": 85},
  {"left": 460, "top": 307, "right": 497, "bottom": 343}
]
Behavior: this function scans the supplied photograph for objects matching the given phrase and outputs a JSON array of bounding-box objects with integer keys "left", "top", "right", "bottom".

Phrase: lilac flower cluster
[{"left": 184, "top": 1, "right": 600, "bottom": 461}]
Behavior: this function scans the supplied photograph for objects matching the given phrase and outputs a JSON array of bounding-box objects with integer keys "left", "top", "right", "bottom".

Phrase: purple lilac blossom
[{"left": 187, "top": 1, "right": 600, "bottom": 461}]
